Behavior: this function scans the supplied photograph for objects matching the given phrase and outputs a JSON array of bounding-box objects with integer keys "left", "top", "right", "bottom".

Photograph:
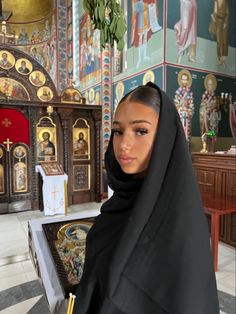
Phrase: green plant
[
  {"left": 206, "top": 130, "right": 217, "bottom": 137},
  {"left": 83, "top": 0, "right": 127, "bottom": 50}
]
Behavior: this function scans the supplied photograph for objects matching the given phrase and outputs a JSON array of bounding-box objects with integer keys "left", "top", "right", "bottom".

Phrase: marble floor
[{"left": 0, "top": 204, "right": 235, "bottom": 314}]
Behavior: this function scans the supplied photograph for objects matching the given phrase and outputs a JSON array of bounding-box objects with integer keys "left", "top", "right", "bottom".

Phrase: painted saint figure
[
  {"left": 131, "top": 0, "right": 152, "bottom": 68},
  {"left": 199, "top": 74, "right": 221, "bottom": 137},
  {"left": 0, "top": 164, "right": 4, "bottom": 194},
  {"left": 229, "top": 97, "right": 236, "bottom": 144},
  {"left": 209, "top": 0, "right": 229, "bottom": 66},
  {"left": 74, "top": 132, "right": 88, "bottom": 156},
  {"left": 174, "top": 70, "right": 194, "bottom": 144},
  {"left": 18, "top": 60, "right": 30, "bottom": 75},
  {"left": 14, "top": 163, "right": 27, "bottom": 192},
  {"left": 174, "top": 0, "right": 197, "bottom": 64},
  {"left": 0, "top": 52, "right": 13, "bottom": 69},
  {"left": 38, "top": 131, "right": 55, "bottom": 159},
  {"left": 38, "top": 87, "right": 52, "bottom": 101},
  {"left": 30, "top": 72, "right": 44, "bottom": 86}
]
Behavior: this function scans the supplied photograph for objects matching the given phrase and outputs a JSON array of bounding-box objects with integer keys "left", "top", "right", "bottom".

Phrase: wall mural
[
  {"left": 57, "top": 0, "right": 67, "bottom": 90},
  {"left": 199, "top": 74, "right": 221, "bottom": 137},
  {"left": 0, "top": 47, "right": 57, "bottom": 102},
  {"left": 130, "top": 0, "right": 162, "bottom": 68},
  {"left": 82, "top": 85, "right": 101, "bottom": 106},
  {"left": 113, "top": 0, "right": 128, "bottom": 77},
  {"left": 114, "top": 0, "right": 163, "bottom": 82},
  {"left": 29, "top": 70, "right": 46, "bottom": 87},
  {"left": 3, "top": 17, "right": 53, "bottom": 46},
  {"left": 0, "top": 77, "right": 30, "bottom": 100},
  {"left": 0, "top": 50, "right": 15, "bottom": 69},
  {"left": 174, "top": 69, "right": 194, "bottom": 145},
  {"left": 174, "top": 0, "right": 197, "bottom": 64},
  {"left": 166, "top": 65, "right": 235, "bottom": 138},
  {"left": 67, "top": 0, "right": 74, "bottom": 82},
  {"left": 229, "top": 100, "right": 236, "bottom": 143},
  {"left": 19, "top": 35, "right": 57, "bottom": 85},
  {"left": 79, "top": 13, "right": 101, "bottom": 88},
  {"left": 208, "top": 0, "right": 229, "bottom": 66},
  {"left": 167, "top": 0, "right": 235, "bottom": 76},
  {"left": 3, "top": 12, "right": 59, "bottom": 87},
  {"left": 112, "top": 66, "right": 163, "bottom": 113}
]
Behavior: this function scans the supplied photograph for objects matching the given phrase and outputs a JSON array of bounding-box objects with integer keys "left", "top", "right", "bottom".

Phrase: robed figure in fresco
[
  {"left": 130, "top": 0, "right": 161, "bottom": 68},
  {"left": 199, "top": 74, "right": 221, "bottom": 137},
  {"left": 209, "top": 0, "right": 229, "bottom": 66},
  {"left": 174, "top": 70, "right": 194, "bottom": 145},
  {"left": 74, "top": 132, "right": 88, "bottom": 157},
  {"left": 174, "top": 0, "right": 197, "bottom": 64},
  {"left": 38, "top": 131, "right": 56, "bottom": 160},
  {"left": 229, "top": 98, "right": 236, "bottom": 144}
]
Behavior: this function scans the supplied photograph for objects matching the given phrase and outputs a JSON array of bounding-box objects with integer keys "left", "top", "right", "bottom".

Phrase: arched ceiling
[{"left": 3, "top": 0, "right": 54, "bottom": 23}]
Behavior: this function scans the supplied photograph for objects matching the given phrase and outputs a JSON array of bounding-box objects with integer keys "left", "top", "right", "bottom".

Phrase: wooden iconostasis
[{"left": 0, "top": 46, "right": 102, "bottom": 214}]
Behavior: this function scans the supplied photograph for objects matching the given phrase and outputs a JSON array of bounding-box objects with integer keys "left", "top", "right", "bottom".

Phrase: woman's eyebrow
[
  {"left": 130, "top": 120, "right": 151, "bottom": 125},
  {"left": 113, "top": 120, "right": 151, "bottom": 125},
  {"left": 112, "top": 121, "right": 121, "bottom": 125}
]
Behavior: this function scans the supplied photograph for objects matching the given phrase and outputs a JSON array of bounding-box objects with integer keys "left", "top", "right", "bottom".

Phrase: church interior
[{"left": 0, "top": 0, "right": 235, "bottom": 313}]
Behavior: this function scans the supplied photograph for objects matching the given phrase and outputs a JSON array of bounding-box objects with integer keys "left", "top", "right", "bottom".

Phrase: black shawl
[{"left": 73, "top": 85, "right": 219, "bottom": 314}]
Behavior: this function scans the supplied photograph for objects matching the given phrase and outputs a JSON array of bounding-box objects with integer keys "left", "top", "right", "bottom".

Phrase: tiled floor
[{"left": 0, "top": 203, "right": 235, "bottom": 314}]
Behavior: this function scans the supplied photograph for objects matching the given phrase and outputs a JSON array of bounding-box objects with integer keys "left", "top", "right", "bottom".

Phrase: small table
[{"left": 201, "top": 191, "right": 236, "bottom": 272}]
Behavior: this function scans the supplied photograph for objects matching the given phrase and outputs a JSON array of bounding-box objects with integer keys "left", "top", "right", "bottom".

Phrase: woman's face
[{"left": 113, "top": 101, "right": 159, "bottom": 176}]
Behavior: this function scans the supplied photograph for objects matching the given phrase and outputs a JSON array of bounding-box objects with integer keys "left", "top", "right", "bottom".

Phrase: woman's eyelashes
[
  {"left": 112, "top": 128, "right": 123, "bottom": 136},
  {"left": 112, "top": 128, "right": 149, "bottom": 136},
  {"left": 135, "top": 128, "right": 148, "bottom": 136}
]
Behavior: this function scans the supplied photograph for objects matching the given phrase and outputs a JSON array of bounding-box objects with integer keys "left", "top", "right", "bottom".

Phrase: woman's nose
[{"left": 120, "top": 133, "right": 132, "bottom": 151}]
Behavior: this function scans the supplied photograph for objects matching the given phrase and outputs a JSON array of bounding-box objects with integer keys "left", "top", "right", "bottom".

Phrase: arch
[{"left": 0, "top": 45, "right": 58, "bottom": 101}]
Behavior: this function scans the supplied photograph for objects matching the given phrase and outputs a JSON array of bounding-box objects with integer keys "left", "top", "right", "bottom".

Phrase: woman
[{"left": 73, "top": 82, "right": 219, "bottom": 313}]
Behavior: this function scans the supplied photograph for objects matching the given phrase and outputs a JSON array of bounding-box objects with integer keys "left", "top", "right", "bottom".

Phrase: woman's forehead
[{"left": 114, "top": 101, "right": 158, "bottom": 123}]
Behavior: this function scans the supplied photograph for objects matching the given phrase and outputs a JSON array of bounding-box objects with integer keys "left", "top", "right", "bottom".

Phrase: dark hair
[{"left": 119, "top": 82, "right": 160, "bottom": 114}]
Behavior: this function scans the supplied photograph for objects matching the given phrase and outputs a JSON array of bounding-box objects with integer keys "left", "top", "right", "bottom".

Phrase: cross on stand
[
  {"left": 51, "top": 186, "right": 59, "bottom": 200},
  {"left": 3, "top": 138, "right": 13, "bottom": 151}
]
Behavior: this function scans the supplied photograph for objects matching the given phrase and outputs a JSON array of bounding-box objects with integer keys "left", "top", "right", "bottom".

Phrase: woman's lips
[{"left": 119, "top": 155, "right": 135, "bottom": 165}]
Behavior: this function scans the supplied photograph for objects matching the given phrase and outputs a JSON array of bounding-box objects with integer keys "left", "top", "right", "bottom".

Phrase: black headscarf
[{"left": 73, "top": 83, "right": 219, "bottom": 314}]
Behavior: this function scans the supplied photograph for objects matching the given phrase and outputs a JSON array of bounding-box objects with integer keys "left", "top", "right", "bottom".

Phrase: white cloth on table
[{"left": 36, "top": 165, "right": 68, "bottom": 216}]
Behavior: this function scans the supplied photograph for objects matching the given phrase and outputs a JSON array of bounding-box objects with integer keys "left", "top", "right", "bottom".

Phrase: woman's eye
[
  {"left": 136, "top": 128, "right": 148, "bottom": 136},
  {"left": 112, "top": 129, "right": 123, "bottom": 136}
]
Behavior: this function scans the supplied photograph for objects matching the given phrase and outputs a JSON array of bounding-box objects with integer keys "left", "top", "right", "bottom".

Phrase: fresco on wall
[
  {"left": 174, "top": 0, "right": 197, "bottom": 64},
  {"left": 174, "top": 69, "right": 194, "bottom": 145},
  {"left": 112, "top": 66, "right": 163, "bottom": 113},
  {"left": 129, "top": 0, "right": 162, "bottom": 67},
  {"left": 8, "top": 13, "right": 58, "bottom": 87},
  {"left": 67, "top": 0, "right": 73, "bottom": 81},
  {"left": 199, "top": 74, "right": 221, "bottom": 137},
  {"left": 79, "top": 14, "right": 101, "bottom": 88},
  {"left": 0, "top": 77, "right": 30, "bottom": 100},
  {"left": 113, "top": 0, "right": 128, "bottom": 77},
  {"left": 19, "top": 35, "right": 57, "bottom": 85},
  {"left": 82, "top": 85, "right": 101, "bottom": 106},
  {"left": 166, "top": 65, "right": 235, "bottom": 138},
  {"left": 208, "top": 0, "right": 229, "bottom": 67},
  {"left": 113, "top": 0, "right": 163, "bottom": 82},
  {"left": 5, "top": 17, "right": 53, "bottom": 46},
  {"left": 57, "top": 0, "right": 67, "bottom": 90},
  {"left": 166, "top": 0, "right": 235, "bottom": 76}
]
